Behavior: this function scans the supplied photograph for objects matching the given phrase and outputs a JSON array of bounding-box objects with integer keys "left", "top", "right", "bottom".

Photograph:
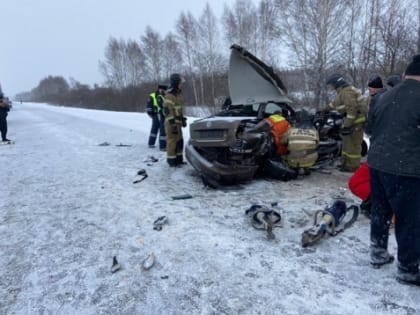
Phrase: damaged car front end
[{"left": 186, "top": 44, "right": 296, "bottom": 185}]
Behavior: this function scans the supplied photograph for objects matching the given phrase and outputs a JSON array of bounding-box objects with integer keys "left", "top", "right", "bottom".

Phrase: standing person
[
  {"left": 326, "top": 74, "right": 366, "bottom": 172},
  {"left": 0, "top": 93, "right": 12, "bottom": 144},
  {"left": 163, "top": 73, "right": 186, "bottom": 167},
  {"left": 365, "top": 75, "right": 387, "bottom": 136},
  {"left": 146, "top": 84, "right": 167, "bottom": 151},
  {"left": 368, "top": 54, "right": 420, "bottom": 286}
]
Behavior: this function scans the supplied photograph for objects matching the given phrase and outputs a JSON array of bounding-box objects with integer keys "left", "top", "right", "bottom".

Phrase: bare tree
[
  {"left": 141, "top": 26, "right": 164, "bottom": 83},
  {"left": 99, "top": 37, "right": 126, "bottom": 89},
  {"left": 274, "top": 0, "right": 349, "bottom": 107},
  {"left": 342, "top": 0, "right": 362, "bottom": 86},
  {"left": 221, "top": 0, "right": 258, "bottom": 52},
  {"left": 99, "top": 37, "right": 146, "bottom": 89},
  {"left": 197, "top": 2, "right": 222, "bottom": 106},
  {"left": 176, "top": 11, "right": 200, "bottom": 104},
  {"left": 161, "top": 33, "right": 183, "bottom": 82},
  {"left": 256, "top": 0, "right": 278, "bottom": 62},
  {"left": 376, "top": 0, "right": 417, "bottom": 75},
  {"left": 345, "top": 0, "right": 417, "bottom": 90},
  {"left": 32, "top": 76, "right": 69, "bottom": 99},
  {"left": 124, "top": 40, "right": 146, "bottom": 86}
]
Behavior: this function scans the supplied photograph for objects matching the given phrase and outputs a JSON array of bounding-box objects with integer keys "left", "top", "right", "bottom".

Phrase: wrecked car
[{"left": 185, "top": 44, "right": 365, "bottom": 186}]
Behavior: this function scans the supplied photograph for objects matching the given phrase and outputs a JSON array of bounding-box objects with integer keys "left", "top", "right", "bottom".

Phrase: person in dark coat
[
  {"left": 0, "top": 93, "right": 12, "bottom": 143},
  {"left": 386, "top": 74, "right": 402, "bottom": 88},
  {"left": 146, "top": 84, "right": 167, "bottom": 150},
  {"left": 368, "top": 54, "right": 420, "bottom": 286},
  {"left": 365, "top": 75, "right": 387, "bottom": 136}
]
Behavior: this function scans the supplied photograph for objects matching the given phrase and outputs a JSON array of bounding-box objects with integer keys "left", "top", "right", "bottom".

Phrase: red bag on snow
[{"left": 348, "top": 162, "right": 370, "bottom": 201}]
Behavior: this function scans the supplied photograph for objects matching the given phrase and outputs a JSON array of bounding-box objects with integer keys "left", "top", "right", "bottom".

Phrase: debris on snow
[
  {"left": 142, "top": 252, "right": 155, "bottom": 270},
  {"left": 111, "top": 256, "right": 121, "bottom": 273}
]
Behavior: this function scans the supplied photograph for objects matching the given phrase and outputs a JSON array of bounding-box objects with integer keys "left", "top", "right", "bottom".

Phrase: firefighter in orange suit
[{"left": 265, "top": 112, "right": 290, "bottom": 156}]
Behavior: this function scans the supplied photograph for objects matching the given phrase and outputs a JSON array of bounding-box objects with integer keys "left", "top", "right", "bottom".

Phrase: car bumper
[{"left": 185, "top": 143, "right": 259, "bottom": 183}]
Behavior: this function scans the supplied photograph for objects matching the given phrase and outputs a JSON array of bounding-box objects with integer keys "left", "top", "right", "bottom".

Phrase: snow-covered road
[{"left": 0, "top": 103, "right": 418, "bottom": 314}]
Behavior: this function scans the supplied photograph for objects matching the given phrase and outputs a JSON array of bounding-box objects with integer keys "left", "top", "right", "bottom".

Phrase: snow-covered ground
[{"left": 1, "top": 103, "right": 418, "bottom": 315}]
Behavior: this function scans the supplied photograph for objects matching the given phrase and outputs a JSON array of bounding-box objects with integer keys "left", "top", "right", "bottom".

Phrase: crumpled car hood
[{"left": 229, "top": 44, "right": 292, "bottom": 105}]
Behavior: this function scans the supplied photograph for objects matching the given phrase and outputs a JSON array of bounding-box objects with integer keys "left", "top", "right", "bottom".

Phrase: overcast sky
[{"left": 1, "top": 0, "right": 258, "bottom": 97}]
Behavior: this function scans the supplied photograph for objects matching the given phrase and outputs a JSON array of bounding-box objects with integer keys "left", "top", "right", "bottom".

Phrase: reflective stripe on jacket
[
  {"left": 150, "top": 92, "right": 164, "bottom": 112},
  {"left": 328, "top": 86, "right": 366, "bottom": 128}
]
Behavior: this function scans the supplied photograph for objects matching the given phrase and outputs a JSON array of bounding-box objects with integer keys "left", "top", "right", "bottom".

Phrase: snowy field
[{"left": 0, "top": 103, "right": 418, "bottom": 315}]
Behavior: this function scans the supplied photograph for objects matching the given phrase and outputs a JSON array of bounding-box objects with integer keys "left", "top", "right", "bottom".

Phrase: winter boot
[
  {"left": 396, "top": 263, "right": 420, "bottom": 286},
  {"left": 167, "top": 158, "right": 178, "bottom": 167},
  {"left": 370, "top": 246, "right": 394, "bottom": 268},
  {"left": 175, "top": 155, "right": 187, "bottom": 166}
]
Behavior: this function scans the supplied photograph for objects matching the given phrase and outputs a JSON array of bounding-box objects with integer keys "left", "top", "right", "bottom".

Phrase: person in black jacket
[
  {"left": 365, "top": 75, "right": 387, "bottom": 136},
  {"left": 146, "top": 84, "right": 167, "bottom": 150},
  {"left": 386, "top": 74, "right": 402, "bottom": 88},
  {"left": 0, "top": 93, "right": 12, "bottom": 143},
  {"left": 367, "top": 55, "right": 420, "bottom": 286}
]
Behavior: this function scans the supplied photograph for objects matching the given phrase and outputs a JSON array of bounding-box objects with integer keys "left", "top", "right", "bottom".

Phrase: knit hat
[
  {"left": 405, "top": 54, "right": 420, "bottom": 76},
  {"left": 367, "top": 76, "right": 383, "bottom": 88}
]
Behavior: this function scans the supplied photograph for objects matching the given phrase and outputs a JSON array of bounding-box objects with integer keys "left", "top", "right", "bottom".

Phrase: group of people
[
  {"left": 334, "top": 56, "right": 420, "bottom": 286},
  {"left": 146, "top": 73, "right": 187, "bottom": 167},
  {"left": 249, "top": 58, "right": 419, "bottom": 287},
  {"left": 147, "top": 60, "right": 420, "bottom": 286}
]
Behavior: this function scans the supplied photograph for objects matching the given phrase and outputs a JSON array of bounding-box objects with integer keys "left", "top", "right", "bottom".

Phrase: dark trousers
[
  {"left": 370, "top": 168, "right": 420, "bottom": 268},
  {"left": 0, "top": 112, "right": 7, "bottom": 141},
  {"left": 148, "top": 113, "right": 166, "bottom": 149}
]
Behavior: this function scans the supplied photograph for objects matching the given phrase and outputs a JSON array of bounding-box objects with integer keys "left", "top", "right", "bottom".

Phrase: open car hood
[{"left": 228, "top": 44, "right": 292, "bottom": 105}]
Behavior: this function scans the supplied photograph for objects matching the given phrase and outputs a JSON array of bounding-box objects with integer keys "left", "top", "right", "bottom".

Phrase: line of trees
[{"left": 20, "top": 0, "right": 419, "bottom": 114}]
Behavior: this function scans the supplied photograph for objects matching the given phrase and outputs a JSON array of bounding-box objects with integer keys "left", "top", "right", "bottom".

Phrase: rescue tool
[
  {"left": 245, "top": 204, "right": 282, "bottom": 240},
  {"left": 301, "top": 200, "right": 359, "bottom": 247}
]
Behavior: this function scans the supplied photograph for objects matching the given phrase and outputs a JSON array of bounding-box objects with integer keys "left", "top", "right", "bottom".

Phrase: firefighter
[
  {"left": 163, "top": 73, "right": 186, "bottom": 167},
  {"left": 283, "top": 125, "right": 319, "bottom": 172},
  {"left": 265, "top": 112, "right": 290, "bottom": 156},
  {"left": 326, "top": 74, "right": 366, "bottom": 172},
  {"left": 146, "top": 84, "right": 167, "bottom": 150}
]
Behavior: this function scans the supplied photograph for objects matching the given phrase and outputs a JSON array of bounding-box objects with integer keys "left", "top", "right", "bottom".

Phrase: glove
[
  {"left": 182, "top": 117, "right": 187, "bottom": 127},
  {"left": 171, "top": 124, "right": 178, "bottom": 134},
  {"left": 340, "top": 126, "right": 354, "bottom": 136}
]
